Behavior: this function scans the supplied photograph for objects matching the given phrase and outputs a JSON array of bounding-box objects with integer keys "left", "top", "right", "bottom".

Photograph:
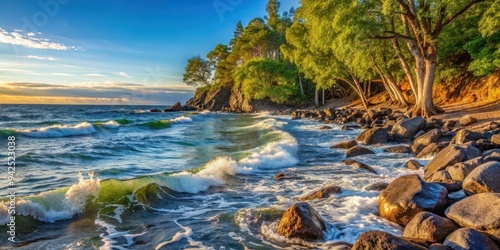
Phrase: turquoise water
[{"left": 0, "top": 105, "right": 421, "bottom": 249}]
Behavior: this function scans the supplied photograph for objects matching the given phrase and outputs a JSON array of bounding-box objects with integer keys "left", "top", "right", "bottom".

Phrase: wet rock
[
  {"left": 417, "top": 143, "right": 447, "bottom": 159},
  {"left": 365, "top": 182, "right": 389, "bottom": 191},
  {"left": 443, "top": 228, "right": 500, "bottom": 250},
  {"left": 331, "top": 140, "right": 357, "bottom": 149},
  {"left": 445, "top": 193, "right": 500, "bottom": 239},
  {"left": 320, "top": 126, "right": 332, "bottom": 130},
  {"left": 276, "top": 202, "right": 326, "bottom": 241},
  {"left": 405, "top": 159, "right": 424, "bottom": 170},
  {"left": 451, "top": 130, "right": 483, "bottom": 144},
  {"left": 463, "top": 161, "right": 500, "bottom": 195},
  {"left": 299, "top": 185, "right": 342, "bottom": 201},
  {"left": 424, "top": 145, "right": 471, "bottom": 180},
  {"left": 346, "top": 146, "right": 375, "bottom": 158},
  {"left": 447, "top": 157, "right": 484, "bottom": 182},
  {"left": 430, "top": 179, "right": 463, "bottom": 193},
  {"left": 164, "top": 102, "right": 184, "bottom": 112},
  {"left": 414, "top": 129, "right": 443, "bottom": 148},
  {"left": 391, "top": 116, "right": 427, "bottom": 140},
  {"left": 352, "top": 231, "right": 427, "bottom": 250},
  {"left": 384, "top": 146, "right": 412, "bottom": 154},
  {"left": 484, "top": 149, "right": 500, "bottom": 157},
  {"left": 403, "top": 212, "right": 459, "bottom": 243},
  {"left": 459, "top": 115, "right": 478, "bottom": 126},
  {"left": 356, "top": 128, "right": 389, "bottom": 145},
  {"left": 379, "top": 175, "right": 448, "bottom": 226},
  {"left": 343, "top": 159, "right": 377, "bottom": 174},
  {"left": 149, "top": 109, "right": 162, "bottom": 113}
]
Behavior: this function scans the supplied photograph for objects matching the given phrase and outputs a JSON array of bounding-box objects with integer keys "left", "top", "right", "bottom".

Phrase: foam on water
[
  {"left": 170, "top": 116, "right": 193, "bottom": 123},
  {"left": 155, "top": 221, "right": 212, "bottom": 250},
  {"left": 0, "top": 173, "right": 100, "bottom": 224},
  {"left": 16, "top": 122, "right": 97, "bottom": 138},
  {"left": 98, "top": 120, "right": 121, "bottom": 128}
]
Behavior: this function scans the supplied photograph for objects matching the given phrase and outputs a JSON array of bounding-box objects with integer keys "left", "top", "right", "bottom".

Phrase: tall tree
[
  {"left": 183, "top": 56, "right": 212, "bottom": 87},
  {"left": 266, "top": 0, "right": 281, "bottom": 31}
]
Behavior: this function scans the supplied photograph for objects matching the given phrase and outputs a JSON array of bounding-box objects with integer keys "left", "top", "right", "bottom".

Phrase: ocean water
[{"left": 0, "top": 104, "right": 425, "bottom": 249}]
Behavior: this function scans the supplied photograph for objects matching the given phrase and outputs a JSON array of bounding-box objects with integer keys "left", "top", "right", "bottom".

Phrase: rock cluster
[{"left": 273, "top": 110, "right": 500, "bottom": 248}]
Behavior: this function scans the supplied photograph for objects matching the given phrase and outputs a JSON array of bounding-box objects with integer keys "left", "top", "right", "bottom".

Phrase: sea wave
[
  {"left": 0, "top": 173, "right": 100, "bottom": 225},
  {"left": 140, "top": 120, "right": 171, "bottom": 129},
  {"left": 170, "top": 116, "right": 193, "bottom": 123},
  {"left": 16, "top": 122, "right": 97, "bottom": 138}
]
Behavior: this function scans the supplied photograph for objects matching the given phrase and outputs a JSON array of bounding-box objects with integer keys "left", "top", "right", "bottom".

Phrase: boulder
[
  {"left": 417, "top": 143, "right": 447, "bottom": 159},
  {"left": 463, "top": 161, "right": 500, "bottom": 195},
  {"left": 320, "top": 126, "right": 332, "bottom": 130},
  {"left": 405, "top": 159, "right": 424, "bottom": 170},
  {"left": 459, "top": 115, "right": 478, "bottom": 126},
  {"left": 424, "top": 145, "right": 467, "bottom": 180},
  {"left": 331, "top": 140, "right": 357, "bottom": 149},
  {"left": 451, "top": 130, "right": 483, "bottom": 144},
  {"left": 414, "top": 129, "right": 443, "bottom": 148},
  {"left": 276, "top": 202, "right": 326, "bottom": 241},
  {"left": 493, "top": 134, "right": 500, "bottom": 145},
  {"left": 391, "top": 116, "right": 426, "bottom": 140},
  {"left": 365, "top": 182, "right": 389, "bottom": 191},
  {"left": 384, "top": 146, "right": 412, "bottom": 154},
  {"left": 343, "top": 159, "right": 377, "bottom": 174},
  {"left": 379, "top": 175, "right": 448, "bottom": 226},
  {"left": 443, "top": 228, "right": 500, "bottom": 250},
  {"left": 346, "top": 146, "right": 375, "bottom": 158},
  {"left": 403, "top": 212, "right": 459, "bottom": 243},
  {"left": 362, "top": 127, "right": 389, "bottom": 145},
  {"left": 165, "top": 102, "right": 184, "bottom": 112},
  {"left": 299, "top": 185, "right": 342, "bottom": 201},
  {"left": 324, "top": 108, "right": 334, "bottom": 117},
  {"left": 429, "top": 243, "right": 452, "bottom": 250},
  {"left": 445, "top": 193, "right": 500, "bottom": 239},
  {"left": 447, "top": 157, "right": 484, "bottom": 182},
  {"left": 352, "top": 231, "right": 427, "bottom": 250}
]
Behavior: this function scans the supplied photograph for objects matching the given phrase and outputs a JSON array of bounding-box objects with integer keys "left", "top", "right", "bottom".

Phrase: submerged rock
[
  {"left": 346, "top": 146, "right": 375, "bottom": 158},
  {"left": 331, "top": 140, "right": 357, "bottom": 149},
  {"left": 379, "top": 174, "right": 448, "bottom": 226},
  {"left": 365, "top": 182, "right": 389, "bottom": 191},
  {"left": 405, "top": 159, "right": 424, "bottom": 170},
  {"left": 299, "top": 185, "right": 342, "bottom": 201},
  {"left": 343, "top": 159, "right": 377, "bottom": 174},
  {"left": 403, "top": 212, "right": 459, "bottom": 243},
  {"left": 384, "top": 146, "right": 412, "bottom": 154},
  {"left": 445, "top": 193, "right": 500, "bottom": 239},
  {"left": 276, "top": 202, "right": 326, "bottom": 241},
  {"left": 443, "top": 228, "right": 500, "bottom": 250},
  {"left": 352, "top": 231, "right": 427, "bottom": 250}
]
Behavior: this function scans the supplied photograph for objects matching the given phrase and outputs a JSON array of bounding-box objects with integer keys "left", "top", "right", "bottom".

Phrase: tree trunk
[
  {"left": 315, "top": 89, "right": 319, "bottom": 107},
  {"left": 386, "top": 74, "right": 409, "bottom": 107},
  {"left": 322, "top": 89, "right": 325, "bottom": 105},
  {"left": 298, "top": 72, "right": 304, "bottom": 94},
  {"left": 413, "top": 46, "right": 438, "bottom": 117}
]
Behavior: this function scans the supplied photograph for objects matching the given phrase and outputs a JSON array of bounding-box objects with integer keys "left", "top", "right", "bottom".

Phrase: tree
[
  {"left": 207, "top": 44, "right": 232, "bottom": 85},
  {"left": 183, "top": 56, "right": 212, "bottom": 87},
  {"left": 266, "top": 0, "right": 280, "bottom": 31}
]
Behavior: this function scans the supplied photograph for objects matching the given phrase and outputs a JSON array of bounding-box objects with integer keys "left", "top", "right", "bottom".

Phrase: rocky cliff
[{"left": 186, "top": 86, "right": 290, "bottom": 113}]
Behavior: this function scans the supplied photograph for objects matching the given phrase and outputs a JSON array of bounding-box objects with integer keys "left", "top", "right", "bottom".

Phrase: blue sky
[{"left": 0, "top": 0, "right": 299, "bottom": 104}]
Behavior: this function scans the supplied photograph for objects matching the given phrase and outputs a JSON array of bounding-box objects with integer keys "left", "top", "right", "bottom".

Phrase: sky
[{"left": 0, "top": 0, "right": 299, "bottom": 105}]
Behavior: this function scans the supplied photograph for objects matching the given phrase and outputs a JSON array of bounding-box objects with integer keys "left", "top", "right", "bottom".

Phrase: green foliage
[
  {"left": 183, "top": 56, "right": 212, "bottom": 86},
  {"left": 234, "top": 59, "right": 300, "bottom": 104},
  {"left": 465, "top": 32, "right": 500, "bottom": 76}
]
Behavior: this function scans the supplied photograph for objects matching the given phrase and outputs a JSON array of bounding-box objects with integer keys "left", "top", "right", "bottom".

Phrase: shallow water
[{"left": 0, "top": 104, "right": 426, "bottom": 249}]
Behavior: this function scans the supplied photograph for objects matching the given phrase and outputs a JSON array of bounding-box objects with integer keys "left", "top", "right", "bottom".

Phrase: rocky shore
[{"left": 273, "top": 107, "right": 500, "bottom": 249}]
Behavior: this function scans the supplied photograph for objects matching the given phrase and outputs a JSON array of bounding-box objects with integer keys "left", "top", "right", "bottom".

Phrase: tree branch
[{"left": 432, "top": 0, "right": 487, "bottom": 38}]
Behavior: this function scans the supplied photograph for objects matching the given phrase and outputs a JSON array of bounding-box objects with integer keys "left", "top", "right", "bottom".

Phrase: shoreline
[{"left": 268, "top": 100, "right": 500, "bottom": 248}]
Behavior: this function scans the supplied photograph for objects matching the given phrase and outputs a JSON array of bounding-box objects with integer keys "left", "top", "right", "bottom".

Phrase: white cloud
[
  {"left": 0, "top": 27, "right": 79, "bottom": 50},
  {"left": 114, "top": 72, "right": 132, "bottom": 78},
  {"left": 83, "top": 73, "right": 106, "bottom": 77},
  {"left": 51, "top": 73, "right": 75, "bottom": 76},
  {"left": 23, "top": 55, "right": 57, "bottom": 61}
]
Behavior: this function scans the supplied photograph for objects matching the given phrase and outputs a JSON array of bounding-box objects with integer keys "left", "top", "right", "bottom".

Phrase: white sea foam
[
  {"left": 155, "top": 221, "right": 213, "bottom": 250},
  {"left": 16, "top": 122, "right": 97, "bottom": 138},
  {"left": 95, "top": 218, "right": 146, "bottom": 250},
  {"left": 99, "top": 120, "right": 120, "bottom": 128},
  {"left": 150, "top": 117, "right": 298, "bottom": 194},
  {"left": 170, "top": 116, "right": 193, "bottom": 123},
  {"left": 0, "top": 173, "right": 100, "bottom": 225}
]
